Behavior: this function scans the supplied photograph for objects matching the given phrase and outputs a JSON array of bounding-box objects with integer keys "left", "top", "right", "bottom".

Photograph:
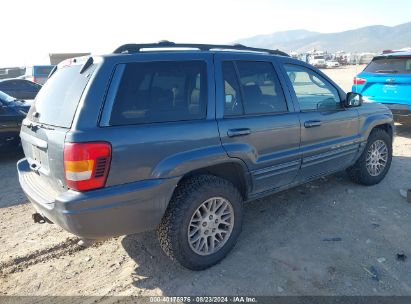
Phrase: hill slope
[{"left": 235, "top": 22, "right": 411, "bottom": 52}]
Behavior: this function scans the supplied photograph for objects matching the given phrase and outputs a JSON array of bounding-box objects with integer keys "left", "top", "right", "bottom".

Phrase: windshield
[
  {"left": 365, "top": 57, "right": 411, "bottom": 74},
  {"left": 0, "top": 90, "right": 16, "bottom": 103},
  {"left": 28, "top": 64, "right": 94, "bottom": 128}
]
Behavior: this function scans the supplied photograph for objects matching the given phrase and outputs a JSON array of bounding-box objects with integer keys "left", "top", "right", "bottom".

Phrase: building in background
[
  {"left": 0, "top": 53, "right": 91, "bottom": 84},
  {"left": 49, "top": 53, "right": 91, "bottom": 65},
  {"left": 0, "top": 67, "right": 25, "bottom": 80}
]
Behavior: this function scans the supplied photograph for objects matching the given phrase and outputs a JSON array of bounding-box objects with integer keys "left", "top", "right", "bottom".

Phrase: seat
[
  {"left": 243, "top": 85, "right": 263, "bottom": 103},
  {"left": 189, "top": 88, "right": 200, "bottom": 115},
  {"left": 243, "top": 84, "right": 272, "bottom": 114},
  {"left": 151, "top": 88, "right": 174, "bottom": 110}
]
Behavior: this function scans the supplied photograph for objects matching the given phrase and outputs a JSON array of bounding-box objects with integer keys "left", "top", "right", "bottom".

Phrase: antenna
[{"left": 355, "top": 55, "right": 358, "bottom": 93}]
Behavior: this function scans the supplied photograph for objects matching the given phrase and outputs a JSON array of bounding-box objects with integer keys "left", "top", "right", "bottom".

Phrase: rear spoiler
[{"left": 48, "top": 56, "right": 94, "bottom": 79}]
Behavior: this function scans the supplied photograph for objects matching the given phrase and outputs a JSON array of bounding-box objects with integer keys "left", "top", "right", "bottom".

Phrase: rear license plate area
[
  {"left": 31, "top": 145, "right": 49, "bottom": 169},
  {"left": 383, "top": 84, "right": 398, "bottom": 94}
]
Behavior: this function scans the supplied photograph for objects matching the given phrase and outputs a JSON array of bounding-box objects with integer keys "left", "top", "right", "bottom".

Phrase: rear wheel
[
  {"left": 157, "top": 175, "right": 243, "bottom": 270},
  {"left": 347, "top": 128, "right": 392, "bottom": 185}
]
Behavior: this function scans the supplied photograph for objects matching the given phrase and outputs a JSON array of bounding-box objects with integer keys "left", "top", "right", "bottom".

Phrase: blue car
[{"left": 352, "top": 52, "right": 411, "bottom": 123}]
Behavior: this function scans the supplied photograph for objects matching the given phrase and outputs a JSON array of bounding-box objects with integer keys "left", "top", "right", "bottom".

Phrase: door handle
[
  {"left": 227, "top": 128, "right": 251, "bottom": 137},
  {"left": 304, "top": 120, "right": 322, "bottom": 128}
]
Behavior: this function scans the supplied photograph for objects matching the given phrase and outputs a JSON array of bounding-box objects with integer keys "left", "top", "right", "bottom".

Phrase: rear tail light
[
  {"left": 353, "top": 77, "right": 366, "bottom": 85},
  {"left": 64, "top": 142, "right": 111, "bottom": 191},
  {"left": 32, "top": 76, "right": 37, "bottom": 83}
]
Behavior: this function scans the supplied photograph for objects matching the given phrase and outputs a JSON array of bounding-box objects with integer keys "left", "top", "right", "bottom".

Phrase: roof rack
[{"left": 113, "top": 40, "right": 289, "bottom": 57}]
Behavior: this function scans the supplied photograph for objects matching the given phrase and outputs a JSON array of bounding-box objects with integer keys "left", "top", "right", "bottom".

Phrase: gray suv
[{"left": 17, "top": 42, "right": 394, "bottom": 270}]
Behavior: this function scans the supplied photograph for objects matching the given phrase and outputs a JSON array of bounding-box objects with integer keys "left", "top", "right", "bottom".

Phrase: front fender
[{"left": 358, "top": 108, "right": 394, "bottom": 141}]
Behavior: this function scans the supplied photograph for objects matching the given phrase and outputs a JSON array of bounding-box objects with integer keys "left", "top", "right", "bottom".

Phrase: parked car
[
  {"left": 359, "top": 53, "right": 376, "bottom": 65},
  {"left": 0, "top": 90, "right": 30, "bottom": 148},
  {"left": 0, "top": 79, "right": 41, "bottom": 100},
  {"left": 353, "top": 52, "right": 411, "bottom": 123},
  {"left": 309, "top": 55, "right": 327, "bottom": 68},
  {"left": 20, "top": 65, "right": 55, "bottom": 85},
  {"left": 326, "top": 60, "right": 340, "bottom": 68},
  {"left": 17, "top": 42, "right": 394, "bottom": 270}
]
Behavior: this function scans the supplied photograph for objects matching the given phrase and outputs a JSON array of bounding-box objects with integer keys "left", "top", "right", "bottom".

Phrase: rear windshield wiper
[{"left": 375, "top": 69, "right": 398, "bottom": 73}]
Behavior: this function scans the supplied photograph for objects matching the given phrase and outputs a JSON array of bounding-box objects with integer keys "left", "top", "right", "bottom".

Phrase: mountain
[
  {"left": 234, "top": 22, "right": 411, "bottom": 53},
  {"left": 235, "top": 30, "right": 320, "bottom": 48}
]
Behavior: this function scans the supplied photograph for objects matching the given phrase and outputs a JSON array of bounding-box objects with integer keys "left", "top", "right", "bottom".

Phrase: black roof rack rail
[{"left": 113, "top": 40, "right": 289, "bottom": 57}]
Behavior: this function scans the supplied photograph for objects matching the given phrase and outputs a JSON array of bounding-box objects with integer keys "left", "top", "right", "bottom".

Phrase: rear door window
[
  {"left": 107, "top": 61, "right": 207, "bottom": 126},
  {"left": 222, "top": 61, "right": 288, "bottom": 116},
  {"left": 365, "top": 57, "right": 411, "bottom": 74},
  {"left": 236, "top": 61, "right": 288, "bottom": 115},
  {"left": 27, "top": 65, "right": 93, "bottom": 128}
]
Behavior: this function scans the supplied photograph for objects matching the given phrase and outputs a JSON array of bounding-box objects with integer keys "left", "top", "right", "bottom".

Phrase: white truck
[{"left": 309, "top": 55, "right": 327, "bottom": 68}]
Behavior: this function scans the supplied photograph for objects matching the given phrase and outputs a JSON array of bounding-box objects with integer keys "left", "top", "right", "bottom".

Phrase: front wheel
[
  {"left": 157, "top": 175, "right": 243, "bottom": 270},
  {"left": 347, "top": 128, "right": 392, "bottom": 185}
]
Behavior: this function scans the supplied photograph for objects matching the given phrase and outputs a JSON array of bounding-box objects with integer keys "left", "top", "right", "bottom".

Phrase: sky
[{"left": 2, "top": 0, "right": 411, "bottom": 67}]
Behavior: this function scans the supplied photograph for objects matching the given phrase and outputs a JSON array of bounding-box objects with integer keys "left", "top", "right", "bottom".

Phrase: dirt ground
[
  {"left": 1, "top": 66, "right": 411, "bottom": 298},
  {"left": 321, "top": 64, "right": 366, "bottom": 92}
]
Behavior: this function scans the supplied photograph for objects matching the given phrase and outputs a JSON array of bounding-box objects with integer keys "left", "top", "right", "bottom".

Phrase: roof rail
[{"left": 113, "top": 40, "right": 289, "bottom": 57}]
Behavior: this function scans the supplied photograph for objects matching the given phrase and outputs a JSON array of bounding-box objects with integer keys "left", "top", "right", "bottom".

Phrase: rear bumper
[
  {"left": 17, "top": 158, "right": 178, "bottom": 239},
  {"left": 382, "top": 104, "right": 411, "bottom": 123}
]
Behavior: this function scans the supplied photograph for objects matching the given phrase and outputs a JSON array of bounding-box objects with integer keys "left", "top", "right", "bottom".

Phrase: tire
[
  {"left": 157, "top": 175, "right": 243, "bottom": 270},
  {"left": 347, "top": 128, "right": 392, "bottom": 185}
]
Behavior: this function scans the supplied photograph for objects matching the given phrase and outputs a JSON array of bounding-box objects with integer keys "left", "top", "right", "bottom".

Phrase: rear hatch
[
  {"left": 20, "top": 60, "right": 96, "bottom": 195},
  {"left": 358, "top": 55, "right": 411, "bottom": 105}
]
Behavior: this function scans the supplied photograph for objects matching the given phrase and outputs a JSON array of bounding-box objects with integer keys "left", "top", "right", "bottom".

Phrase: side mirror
[
  {"left": 344, "top": 92, "right": 363, "bottom": 107},
  {"left": 0, "top": 104, "right": 5, "bottom": 113},
  {"left": 225, "top": 94, "right": 234, "bottom": 104}
]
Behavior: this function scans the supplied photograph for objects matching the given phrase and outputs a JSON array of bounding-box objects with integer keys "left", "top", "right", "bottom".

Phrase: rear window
[
  {"left": 28, "top": 65, "right": 93, "bottom": 128},
  {"left": 365, "top": 57, "right": 411, "bottom": 74},
  {"left": 107, "top": 61, "right": 207, "bottom": 126}
]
